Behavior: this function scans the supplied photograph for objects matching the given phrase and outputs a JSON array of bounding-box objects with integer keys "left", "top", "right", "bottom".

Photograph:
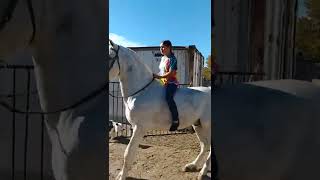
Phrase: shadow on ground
[{"left": 110, "top": 136, "right": 152, "bottom": 149}]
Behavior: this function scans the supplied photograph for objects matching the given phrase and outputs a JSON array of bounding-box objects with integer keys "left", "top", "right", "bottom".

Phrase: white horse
[
  {"left": 108, "top": 40, "right": 212, "bottom": 180},
  {"left": 1, "top": 0, "right": 107, "bottom": 180}
]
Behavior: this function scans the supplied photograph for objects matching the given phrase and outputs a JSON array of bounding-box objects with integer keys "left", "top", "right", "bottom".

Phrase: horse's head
[
  {"left": 108, "top": 39, "right": 153, "bottom": 83},
  {"left": 108, "top": 39, "right": 121, "bottom": 80}
]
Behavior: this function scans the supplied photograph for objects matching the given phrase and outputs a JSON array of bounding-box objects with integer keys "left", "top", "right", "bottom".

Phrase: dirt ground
[{"left": 109, "top": 133, "right": 211, "bottom": 180}]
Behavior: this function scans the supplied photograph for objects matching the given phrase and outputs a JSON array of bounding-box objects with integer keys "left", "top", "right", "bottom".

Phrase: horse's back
[
  {"left": 176, "top": 86, "right": 211, "bottom": 96},
  {"left": 247, "top": 79, "right": 320, "bottom": 101},
  {"left": 175, "top": 86, "right": 211, "bottom": 105},
  {"left": 188, "top": 86, "right": 211, "bottom": 93},
  {"left": 213, "top": 79, "right": 320, "bottom": 180},
  {"left": 312, "top": 79, "right": 320, "bottom": 87},
  {"left": 174, "top": 86, "right": 211, "bottom": 124}
]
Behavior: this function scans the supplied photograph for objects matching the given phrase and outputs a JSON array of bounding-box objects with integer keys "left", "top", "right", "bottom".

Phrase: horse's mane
[{"left": 123, "top": 46, "right": 153, "bottom": 74}]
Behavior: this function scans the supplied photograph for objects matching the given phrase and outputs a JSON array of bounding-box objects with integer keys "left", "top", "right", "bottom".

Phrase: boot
[{"left": 169, "top": 119, "right": 179, "bottom": 131}]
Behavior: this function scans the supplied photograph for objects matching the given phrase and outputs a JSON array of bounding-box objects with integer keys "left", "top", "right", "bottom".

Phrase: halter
[
  {"left": 108, "top": 45, "right": 120, "bottom": 75},
  {"left": 108, "top": 43, "right": 155, "bottom": 98},
  {"left": 0, "top": 0, "right": 36, "bottom": 43}
]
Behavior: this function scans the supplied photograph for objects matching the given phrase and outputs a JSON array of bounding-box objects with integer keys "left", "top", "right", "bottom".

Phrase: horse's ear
[{"left": 109, "top": 39, "right": 114, "bottom": 47}]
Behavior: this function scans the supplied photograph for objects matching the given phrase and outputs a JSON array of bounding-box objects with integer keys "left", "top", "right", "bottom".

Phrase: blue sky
[
  {"left": 298, "top": 0, "right": 307, "bottom": 17},
  {"left": 109, "top": 0, "right": 211, "bottom": 60}
]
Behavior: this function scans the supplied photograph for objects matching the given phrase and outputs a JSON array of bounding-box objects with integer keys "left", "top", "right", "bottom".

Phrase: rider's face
[{"left": 160, "top": 43, "right": 170, "bottom": 56}]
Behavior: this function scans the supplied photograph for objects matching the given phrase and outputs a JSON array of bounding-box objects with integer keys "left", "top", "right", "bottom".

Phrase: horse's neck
[
  {"left": 118, "top": 53, "right": 153, "bottom": 99},
  {"left": 32, "top": 1, "right": 106, "bottom": 112}
]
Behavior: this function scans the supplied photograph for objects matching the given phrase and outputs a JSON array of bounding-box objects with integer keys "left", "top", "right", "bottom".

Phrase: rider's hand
[{"left": 153, "top": 73, "right": 160, "bottom": 79}]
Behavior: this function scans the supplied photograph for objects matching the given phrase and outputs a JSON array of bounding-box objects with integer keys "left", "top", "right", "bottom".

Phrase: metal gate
[
  {"left": 214, "top": 71, "right": 265, "bottom": 87},
  {"left": 0, "top": 64, "right": 51, "bottom": 180}
]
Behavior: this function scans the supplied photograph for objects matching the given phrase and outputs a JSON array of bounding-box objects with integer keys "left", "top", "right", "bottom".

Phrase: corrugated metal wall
[
  {"left": 120, "top": 48, "right": 187, "bottom": 82},
  {"left": 130, "top": 46, "right": 204, "bottom": 85}
]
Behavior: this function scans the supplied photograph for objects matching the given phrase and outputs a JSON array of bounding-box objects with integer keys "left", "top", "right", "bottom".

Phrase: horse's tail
[{"left": 312, "top": 79, "right": 320, "bottom": 87}]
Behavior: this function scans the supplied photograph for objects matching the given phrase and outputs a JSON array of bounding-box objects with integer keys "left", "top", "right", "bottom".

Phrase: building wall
[
  {"left": 264, "top": 0, "right": 297, "bottom": 79},
  {"left": 214, "top": 0, "right": 297, "bottom": 80},
  {"left": 129, "top": 46, "right": 204, "bottom": 85},
  {"left": 214, "top": 0, "right": 242, "bottom": 72}
]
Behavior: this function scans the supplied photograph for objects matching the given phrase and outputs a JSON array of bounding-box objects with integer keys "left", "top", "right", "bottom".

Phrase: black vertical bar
[
  {"left": 121, "top": 96, "right": 127, "bottom": 136},
  {"left": 11, "top": 68, "right": 16, "bottom": 180},
  {"left": 292, "top": 0, "right": 298, "bottom": 78},
  {"left": 112, "top": 83, "right": 115, "bottom": 136},
  {"left": 115, "top": 83, "right": 119, "bottom": 135},
  {"left": 40, "top": 114, "right": 44, "bottom": 180},
  {"left": 24, "top": 69, "right": 31, "bottom": 180},
  {"left": 231, "top": 74, "right": 234, "bottom": 84}
]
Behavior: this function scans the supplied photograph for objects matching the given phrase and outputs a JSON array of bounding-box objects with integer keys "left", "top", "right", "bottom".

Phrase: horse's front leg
[
  {"left": 198, "top": 146, "right": 211, "bottom": 180},
  {"left": 117, "top": 125, "right": 144, "bottom": 180}
]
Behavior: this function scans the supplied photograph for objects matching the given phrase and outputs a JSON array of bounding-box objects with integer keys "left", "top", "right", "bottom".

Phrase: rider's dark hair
[{"left": 161, "top": 40, "right": 174, "bottom": 54}]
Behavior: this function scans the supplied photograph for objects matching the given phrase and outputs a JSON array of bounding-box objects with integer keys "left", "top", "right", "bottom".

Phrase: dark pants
[{"left": 165, "top": 83, "right": 179, "bottom": 122}]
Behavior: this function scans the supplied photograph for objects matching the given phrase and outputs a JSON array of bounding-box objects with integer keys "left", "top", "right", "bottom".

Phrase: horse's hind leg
[
  {"left": 117, "top": 125, "right": 144, "bottom": 180},
  {"left": 184, "top": 124, "right": 210, "bottom": 172}
]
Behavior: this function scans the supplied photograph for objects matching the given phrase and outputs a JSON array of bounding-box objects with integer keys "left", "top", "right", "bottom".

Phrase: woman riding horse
[{"left": 153, "top": 40, "right": 179, "bottom": 131}]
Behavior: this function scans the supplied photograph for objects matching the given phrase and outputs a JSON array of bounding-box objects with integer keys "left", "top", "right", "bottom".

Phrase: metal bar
[
  {"left": 11, "top": 68, "right": 16, "bottom": 180},
  {"left": 0, "top": 64, "right": 34, "bottom": 69},
  {"left": 40, "top": 114, "right": 44, "bottom": 180},
  {"left": 115, "top": 83, "right": 119, "bottom": 135},
  {"left": 112, "top": 83, "right": 116, "bottom": 137},
  {"left": 219, "top": 75, "right": 223, "bottom": 85},
  {"left": 24, "top": 69, "right": 31, "bottom": 180}
]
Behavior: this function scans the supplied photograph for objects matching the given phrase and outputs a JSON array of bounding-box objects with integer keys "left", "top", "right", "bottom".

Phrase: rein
[
  {"left": 108, "top": 44, "right": 155, "bottom": 99},
  {"left": 0, "top": 83, "right": 108, "bottom": 114},
  {"left": 109, "top": 77, "right": 155, "bottom": 99},
  {"left": 0, "top": 0, "right": 36, "bottom": 43}
]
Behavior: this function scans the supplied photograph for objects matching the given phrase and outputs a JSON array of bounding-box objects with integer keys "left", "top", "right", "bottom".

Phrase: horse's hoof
[
  {"left": 184, "top": 163, "right": 198, "bottom": 172},
  {"left": 198, "top": 174, "right": 210, "bottom": 180},
  {"left": 116, "top": 173, "right": 125, "bottom": 180}
]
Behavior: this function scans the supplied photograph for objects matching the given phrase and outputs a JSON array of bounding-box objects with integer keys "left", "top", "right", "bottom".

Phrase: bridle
[
  {"left": 108, "top": 41, "right": 154, "bottom": 99},
  {"left": 0, "top": 0, "right": 36, "bottom": 43},
  {"left": 108, "top": 44, "right": 120, "bottom": 75}
]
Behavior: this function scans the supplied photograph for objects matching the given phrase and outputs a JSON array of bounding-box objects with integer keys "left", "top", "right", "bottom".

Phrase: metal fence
[
  {"left": 214, "top": 71, "right": 265, "bottom": 87},
  {"left": 0, "top": 64, "right": 49, "bottom": 180}
]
